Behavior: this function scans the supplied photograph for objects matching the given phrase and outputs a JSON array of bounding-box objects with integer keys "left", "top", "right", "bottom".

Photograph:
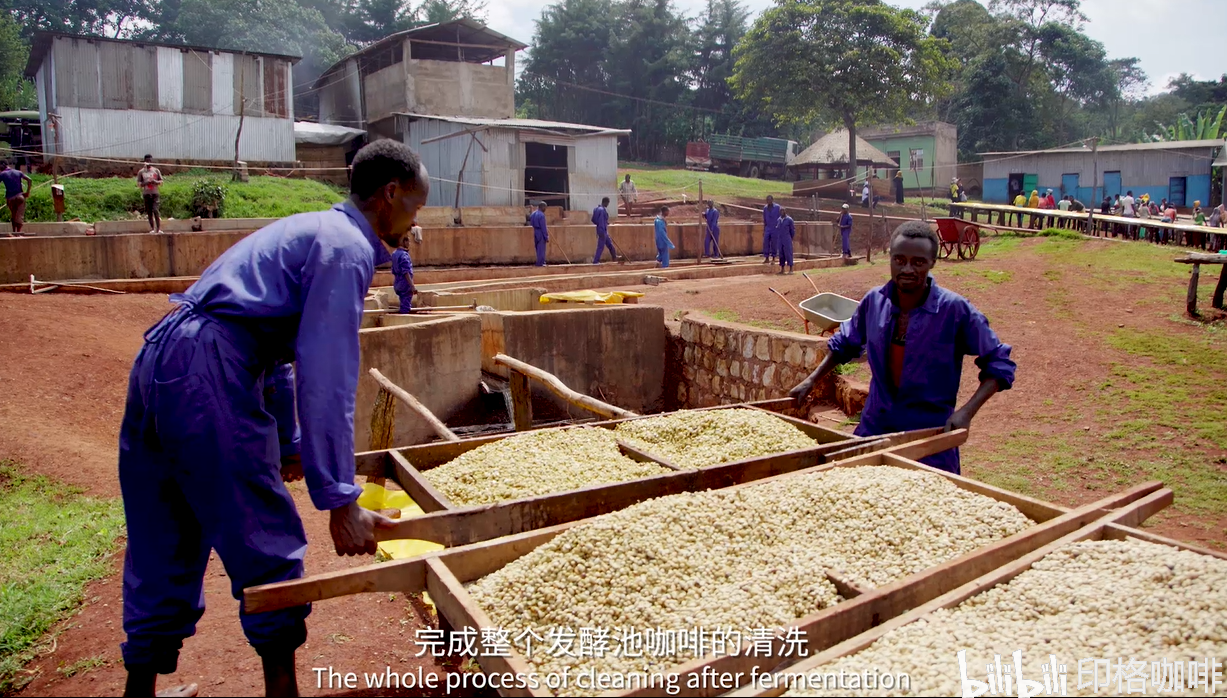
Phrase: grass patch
[
  {"left": 0, "top": 172, "right": 345, "bottom": 224},
  {"left": 705, "top": 309, "right": 792, "bottom": 331},
  {"left": 618, "top": 167, "right": 790, "bottom": 200},
  {"left": 57, "top": 655, "right": 107, "bottom": 678},
  {"left": 0, "top": 462, "right": 124, "bottom": 694}
]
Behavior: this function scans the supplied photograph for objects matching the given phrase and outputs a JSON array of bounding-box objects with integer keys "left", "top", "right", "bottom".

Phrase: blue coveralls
[
  {"left": 703, "top": 208, "right": 720, "bottom": 257},
  {"left": 591, "top": 205, "right": 615, "bottom": 263},
  {"left": 117, "top": 202, "right": 385, "bottom": 674},
  {"left": 655, "top": 216, "right": 674, "bottom": 268},
  {"left": 839, "top": 211, "right": 853, "bottom": 257},
  {"left": 777, "top": 215, "right": 795, "bottom": 270},
  {"left": 826, "top": 278, "right": 1015, "bottom": 474},
  {"left": 763, "top": 203, "right": 781, "bottom": 261},
  {"left": 264, "top": 364, "right": 300, "bottom": 459},
  {"left": 530, "top": 209, "right": 548, "bottom": 266},
  {"left": 391, "top": 246, "right": 414, "bottom": 313}
]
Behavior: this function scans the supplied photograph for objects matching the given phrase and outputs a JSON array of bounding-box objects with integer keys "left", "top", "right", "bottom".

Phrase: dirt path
[
  {"left": 608, "top": 236, "right": 1227, "bottom": 549},
  {"left": 0, "top": 295, "right": 462, "bottom": 697}
]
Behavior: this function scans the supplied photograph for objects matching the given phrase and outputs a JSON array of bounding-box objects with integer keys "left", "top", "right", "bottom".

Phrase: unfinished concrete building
[{"left": 314, "top": 19, "right": 625, "bottom": 211}]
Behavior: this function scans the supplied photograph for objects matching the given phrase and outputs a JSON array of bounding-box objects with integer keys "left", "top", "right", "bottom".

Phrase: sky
[{"left": 483, "top": 0, "right": 1227, "bottom": 96}]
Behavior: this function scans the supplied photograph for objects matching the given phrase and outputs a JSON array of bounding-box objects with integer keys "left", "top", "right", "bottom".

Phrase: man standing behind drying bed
[
  {"left": 530, "top": 202, "right": 548, "bottom": 267},
  {"left": 789, "top": 220, "right": 1015, "bottom": 475},
  {"left": 763, "top": 195, "right": 781, "bottom": 264},
  {"left": 137, "top": 154, "right": 163, "bottom": 234},
  {"left": 592, "top": 196, "right": 616, "bottom": 264}
]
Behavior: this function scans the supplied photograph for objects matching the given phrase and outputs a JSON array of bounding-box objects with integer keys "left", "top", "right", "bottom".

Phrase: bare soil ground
[{"left": 610, "top": 235, "right": 1227, "bottom": 550}]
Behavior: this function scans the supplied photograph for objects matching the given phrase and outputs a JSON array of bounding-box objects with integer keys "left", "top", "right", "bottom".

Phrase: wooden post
[
  {"left": 509, "top": 370, "right": 532, "bottom": 431},
  {"left": 233, "top": 69, "right": 245, "bottom": 182},
  {"left": 1213, "top": 265, "right": 1227, "bottom": 310},
  {"left": 1187, "top": 263, "right": 1201, "bottom": 316},
  {"left": 368, "top": 388, "right": 396, "bottom": 487},
  {"left": 494, "top": 354, "right": 638, "bottom": 420},
  {"left": 368, "top": 368, "right": 460, "bottom": 442}
]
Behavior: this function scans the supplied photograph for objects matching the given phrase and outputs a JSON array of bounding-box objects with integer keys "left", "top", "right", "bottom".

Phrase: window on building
[
  {"left": 886, "top": 150, "right": 901, "bottom": 178},
  {"left": 182, "top": 49, "right": 213, "bottom": 114},
  {"left": 909, "top": 148, "right": 924, "bottom": 172},
  {"left": 263, "top": 58, "right": 288, "bottom": 118},
  {"left": 233, "top": 55, "right": 262, "bottom": 116}
]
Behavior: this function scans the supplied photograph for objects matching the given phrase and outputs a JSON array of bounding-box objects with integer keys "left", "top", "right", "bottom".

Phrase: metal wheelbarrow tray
[{"left": 799, "top": 292, "right": 858, "bottom": 333}]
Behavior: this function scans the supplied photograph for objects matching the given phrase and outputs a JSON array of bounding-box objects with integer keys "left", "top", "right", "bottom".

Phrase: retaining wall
[{"left": 0, "top": 220, "right": 839, "bottom": 284}]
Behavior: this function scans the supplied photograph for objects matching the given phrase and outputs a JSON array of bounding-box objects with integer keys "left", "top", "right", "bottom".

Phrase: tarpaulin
[{"left": 539, "top": 290, "right": 645, "bottom": 304}]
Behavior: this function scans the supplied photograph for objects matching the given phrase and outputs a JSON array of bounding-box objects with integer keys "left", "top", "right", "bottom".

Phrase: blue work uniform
[
  {"left": 530, "top": 209, "right": 548, "bottom": 266},
  {"left": 264, "top": 363, "right": 300, "bottom": 458},
  {"left": 777, "top": 215, "right": 795, "bottom": 270},
  {"left": 763, "top": 203, "right": 781, "bottom": 260},
  {"left": 654, "top": 216, "right": 674, "bottom": 268},
  {"left": 839, "top": 211, "right": 853, "bottom": 257},
  {"left": 591, "top": 205, "right": 615, "bottom": 263},
  {"left": 391, "top": 246, "right": 414, "bottom": 313},
  {"left": 703, "top": 208, "right": 721, "bottom": 257},
  {"left": 826, "top": 278, "right": 1015, "bottom": 474},
  {"left": 117, "top": 201, "right": 388, "bottom": 674}
]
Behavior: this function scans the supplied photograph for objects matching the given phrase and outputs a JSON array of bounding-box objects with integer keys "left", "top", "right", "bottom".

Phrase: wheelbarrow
[
  {"left": 799, "top": 292, "right": 858, "bottom": 335},
  {"left": 934, "top": 217, "right": 981, "bottom": 260}
]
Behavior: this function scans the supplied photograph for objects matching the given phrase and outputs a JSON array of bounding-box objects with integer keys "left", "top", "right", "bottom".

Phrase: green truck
[{"left": 687, "top": 134, "right": 799, "bottom": 179}]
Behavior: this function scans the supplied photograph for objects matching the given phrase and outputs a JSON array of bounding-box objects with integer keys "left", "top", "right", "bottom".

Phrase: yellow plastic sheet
[
  {"left": 356, "top": 482, "right": 445, "bottom": 561},
  {"left": 539, "top": 290, "right": 645, "bottom": 304}
]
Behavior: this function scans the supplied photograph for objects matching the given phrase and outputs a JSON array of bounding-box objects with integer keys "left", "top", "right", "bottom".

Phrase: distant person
[
  {"left": 861, "top": 180, "right": 871, "bottom": 208},
  {"left": 1069, "top": 198, "right": 1085, "bottom": 213},
  {"left": 950, "top": 178, "right": 960, "bottom": 202},
  {"left": 894, "top": 171, "right": 904, "bottom": 204},
  {"left": 391, "top": 233, "right": 415, "bottom": 312},
  {"left": 530, "top": 202, "right": 548, "bottom": 267},
  {"left": 1121, "top": 190, "right": 1136, "bottom": 217},
  {"left": 137, "top": 154, "right": 164, "bottom": 234},
  {"left": 1027, "top": 190, "right": 1041, "bottom": 229},
  {"left": 777, "top": 207, "right": 795, "bottom": 275},
  {"left": 618, "top": 174, "right": 637, "bottom": 211},
  {"left": 838, "top": 203, "right": 853, "bottom": 258},
  {"left": 1044, "top": 189, "right": 1056, "bottom": 209},
  {"left": 1194, "top": 201, "right": 1206, "bottom": 226},
  {"left": 763, "top": 195, "right": 781, "bottom": 263},
  {"left": 958, "top": 180, "right": 968, "bottom": 202},
  {"left": 1011, "top": 191, "right": 1027, "bottom": 227},
  {"left": 11, "top": 120, "right": 29, "bottom": 172},
  {"left": 655, "top": 205, "right": 674, "bottom": 268},
  {"left": 591, "top": 196, "right": 615, "bottom": 264},
  {"left": 1056, "top": 195, "right": 1071, "bottom": 229},
  {"left": 1210, "top": 204, "right": 1224, "bottom": 228},
  {"left": 702, "top": 200, "right": 721, "bottom": 258},
  {"left": 1163, "top": 203, "right": 1178, "bottom": 223},
  {"left": 0, "top": 160, "right": 32, "bottom": 234},
  {"left": 1101, "top": 196, "right": 1112, "bottom": 215},
  {"left": 789, "top": 220, "right": 1015, "bottom": 475}
]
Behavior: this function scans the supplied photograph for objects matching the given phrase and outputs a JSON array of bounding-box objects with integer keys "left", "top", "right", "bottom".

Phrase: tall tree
[
  {"left": 692, "top": 0, "right": 747, "bottom": 131},
  {"left": 0, "top": 13, "right": 36, "bottom": 110},
  {"left": 516, "top": 0, "right": 615, "bottom": 125},
  {"left": 3, "top": 0, "right": 156, "bottom": 37},
  {"left": 416, "top": 0, "right": 486, "bottom": 24},
  {"left": 731, "top": 0, "right": 953, "bottom": 182}
]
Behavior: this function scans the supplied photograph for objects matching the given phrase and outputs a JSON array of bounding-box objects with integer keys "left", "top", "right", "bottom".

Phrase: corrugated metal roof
[
  {"left": 24, "top": 31, "right": 300, "bottom": 78},
  {"left": 294, "top": 121, "right": 366, "bottom": 145},
  {"left": 793, "top": 130, "right": 897, "bottom": 167},
  {"left": 398, "top": 112, "right": 631, "bottom": 135},
  {"left": 980, "top": 139, "right": 1224, "bottom": 156}
]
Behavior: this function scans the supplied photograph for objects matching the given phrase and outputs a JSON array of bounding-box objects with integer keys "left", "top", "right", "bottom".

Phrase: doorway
[
  {"left": 1168, "top": 176, "right": 1187, "bottom": 207},
  {"left": 524, "top": 142, "right": 570, "bottom": 209},
  {"left": 1103, "top": 171, "right": 1122, "bottom": 200},
  {"left": 1008, "top": 173, "right": 1024, "bottom": 202}
]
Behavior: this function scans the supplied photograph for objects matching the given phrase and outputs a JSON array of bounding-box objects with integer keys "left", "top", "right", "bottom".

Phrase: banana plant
[{"left": 1147, "top": 105, "right": 1227, "bottom": 142}]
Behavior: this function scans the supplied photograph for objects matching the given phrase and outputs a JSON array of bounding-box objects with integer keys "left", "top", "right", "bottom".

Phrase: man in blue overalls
[
  {"left": 789, "top": 220, "right": 1015, "bottom": 474},
  {"left": 592, "top": 196, "right": 615, "bottom": 264},
  {"left": 117, "top": 140, "right": 430, "bottom": 697},
  {"left": 762, "top": 195, "right": 781, "bottom": 264},
  {"left": 702, "top": 200, "right": 721, "bottom": 258},
  {"left": 777, "top": 208, "right": 795, "bottom": 274},
  {"left": 530, "top": 202, "right": 549, "bottom": 266},
  {"left": 391, "top": 234, "right": 415, "bottom": 312}
]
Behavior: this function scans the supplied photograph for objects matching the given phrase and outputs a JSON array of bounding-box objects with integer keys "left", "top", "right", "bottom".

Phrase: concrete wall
[
  {"left": 364, "top": 61, "right": 410, "bottom": 125},
  {"left": 480, "top": 306, "right": 665, "bottom": 414},
  {"left": 407, "top": 59, "right": 514, "bottom": 119},
  {"left": 0, "top": 219, "right": 843, "bottom": 284},
  {"left": 355, "top": 314, "right": 482, "bottom": 448}
]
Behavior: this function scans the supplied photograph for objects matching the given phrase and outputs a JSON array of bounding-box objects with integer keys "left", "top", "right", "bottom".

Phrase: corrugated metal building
[
  {"left": 317, "top": 20, "right": 627, "bottom": 210},
  {"left": 396, "top": 114, "right": 626, "bottom": 212},
  {"left": 24, "top": 32, "right": 298, "bottom": 163},
  {"left": 980, "top": 140, "right": 1223, "bottom": 207}
]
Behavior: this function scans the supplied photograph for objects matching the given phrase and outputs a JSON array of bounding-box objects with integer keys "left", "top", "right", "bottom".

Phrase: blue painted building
[{"left": 980, "top": 139, "right": 1223, "bottom": 208}]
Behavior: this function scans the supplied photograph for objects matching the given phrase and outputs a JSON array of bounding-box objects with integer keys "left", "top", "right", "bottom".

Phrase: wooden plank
[
  {"left": 244, "top": 555, "right": 428, "bottom": 615},
  {"left": 390, "top": 449, "right": 452, "bottom": 513},
  {"left": 745, "top": 405, "right": 853, "bottom": 443},
  {"left": 369, "top": 367, "right": 460, "bottom": 442},
  {"left": 617, "top": 438, "right": 685, "bottom": 471},
  {"left": 509, "top": 369, "right": 532, "bottom": 431},
  {"left": 424, "top": 558, "right": 553, "bottom": 698},
  {"left": 620, "top": 481, "right": 1165, "bottom": 697},
  {"left": 1188, "top": 262, "right": 1201, "bottom": 316},
  {"left": 495, "top": 353, "right": 638, "bottom": 420},
  {"left": 825, "top": 570, "right": 867, "bottom": 599},
  {"left": 369, "top": 387, "right": 396, "bottom": 451},
  {"left": 735, "top": 489, "right": 1177, "bottom": 697},
  {"left": 1174, "top": 253, "right": 1227, "bottom": 264},
  {"left": 1215, "top": 264, "right": 1227, "bottom": 310}
]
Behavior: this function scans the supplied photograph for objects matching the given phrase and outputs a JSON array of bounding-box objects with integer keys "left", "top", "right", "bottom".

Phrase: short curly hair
[
  {"left": 350, "top": 139, "right": 424, "bottom": 200},
  {"left": 891, "top": 220, "right": 940, "bottom": 259}
]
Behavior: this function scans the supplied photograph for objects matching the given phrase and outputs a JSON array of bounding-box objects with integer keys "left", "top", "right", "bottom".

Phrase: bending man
[
  {"left": 789, "top": 221, "right": 1015, "bottom": 474},
  {"left": 117, "top": 140, "right": 429, "bottom": 697}
]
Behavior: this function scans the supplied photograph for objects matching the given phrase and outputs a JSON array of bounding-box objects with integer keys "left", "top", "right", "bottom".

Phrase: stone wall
[{"left": 667, "top": 313, "right": 869, "bottom": 416}]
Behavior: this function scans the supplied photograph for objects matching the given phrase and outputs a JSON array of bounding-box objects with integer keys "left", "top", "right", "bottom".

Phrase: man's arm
[
  {"left": 264, "top": 363, "right": 303, "bottom": 481},
  {"left": 21, "top": 172, "right": 32, "bottom": 195},
  {"left": 791, "top": 301, "right": 868, "bottom": 405},
  {"left": 946, "top": 305, "right": 1015, "bottom": 431},
  {"left": 296, "top": 249, "right": 394, "bottom": 554}
]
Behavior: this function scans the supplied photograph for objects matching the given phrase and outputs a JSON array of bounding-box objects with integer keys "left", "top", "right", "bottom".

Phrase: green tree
[
  {"left": 3, "top": 0, "right": 156, "bottom": 37},
  {"left": 731, "top": 0, "right": 953, "bottom": 181},
  {"left": 692, "top": 0, "right": 746, "bottom": 128},
  {"left": 415, "top": 0, "right": 486, "bottom": 24},
  {"left": 516, "top": 0, "right": 615, "bottom": 125},
  {"left": 0, "top": 14, "right": 37, "bottom": 111}
]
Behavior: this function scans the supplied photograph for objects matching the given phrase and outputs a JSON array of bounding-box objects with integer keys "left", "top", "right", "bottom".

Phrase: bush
[{"left": 190, "top": 179, "right": 227, "bottom": 218}]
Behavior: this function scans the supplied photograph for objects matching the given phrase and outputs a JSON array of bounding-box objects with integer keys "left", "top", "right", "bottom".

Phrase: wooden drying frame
[
  {"left": 244, "top": 429, "right": 958, "bottom": 615},
  {"left": 734, "top": 487, "right": 1211, "bottom": 697},
  {"left": 412, "top": 459, "right": 1166, "bottom": 698}
]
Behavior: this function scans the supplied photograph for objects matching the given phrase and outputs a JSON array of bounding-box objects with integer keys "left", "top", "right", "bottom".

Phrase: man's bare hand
[
  {"left": 789, "top": 378, "right": 814, "bottom": 407},
  {"left": 329, "top": 501, "right": 396, "bottom": 556},
  {"left": 944, "top": 408, "right": 972, "bottom": 432},
  {"left": 280, "top": 454, "right": 304, "bottom": 483}
]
